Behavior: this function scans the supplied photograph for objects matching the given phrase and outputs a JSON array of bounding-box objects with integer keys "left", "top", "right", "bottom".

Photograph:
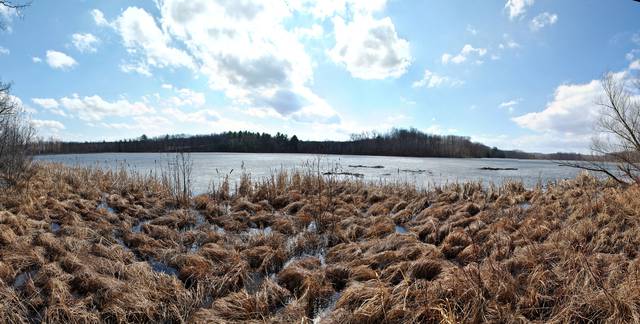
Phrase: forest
[{"left": 34, "top": 128, "right": 587, "bottom": 160}]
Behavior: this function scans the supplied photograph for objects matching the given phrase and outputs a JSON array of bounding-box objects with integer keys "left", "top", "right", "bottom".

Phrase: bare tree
[
  {"left": 562, "top": 72, "right": 640, "bottom": 185},
  {"left": 0, "top": 82, "right": 16, "bottom": 118},
  {"left": 0, "top": 82, "right": 34, "bottom": 186},
  {"left": 0, "top": 1, "right": 30, "bottom": 30}
]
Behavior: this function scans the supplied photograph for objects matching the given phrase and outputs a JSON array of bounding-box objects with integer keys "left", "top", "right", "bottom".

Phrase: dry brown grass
[{"left": 1, "top": 164, "right": 639, "bottom": 323}]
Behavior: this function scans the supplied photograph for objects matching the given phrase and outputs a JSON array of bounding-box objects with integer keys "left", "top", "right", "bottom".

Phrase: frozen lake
[{"left": 35, "top": 152, "right": 589, "bottom": 193}]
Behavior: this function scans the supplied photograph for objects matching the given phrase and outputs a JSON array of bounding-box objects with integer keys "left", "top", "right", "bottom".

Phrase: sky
[{"left": 0, "top": 0, "right": 639, "bottom": 153}]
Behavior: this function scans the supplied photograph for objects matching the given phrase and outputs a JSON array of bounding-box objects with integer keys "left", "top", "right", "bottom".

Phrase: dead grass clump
[
  {"left": 366, "top": 191, "right": 387, "bottom": 204},
  {"left": 200, "top": 278, "right": 291, "bottom": 322},
  {"left": 5, "top": 163, "right": 640, "bottom": 322},
  {"left": 350, "top": 265, "right": 378, "bottom": 282},
  {"left": 325, "top": 264, "right": 351, "bottom": 291},
  {"left": 441, "top": 230, "right": 472, "bottom": 259},
  {"left": 192, "top": 194, "right": 210, "bottom": 209},
  {"left": 241, "top": 245, "right": 288, "bottom": 274},
  {"left": 0, "top": 284, "right": 30, "bottom": 323},
  {"left": 364, "top": 218, "right": 395, "bottom": 238},
  {"left": 392, "top": 209, "right": 413, "bottom": 224},
  {"left": 276, "top": 260, "right": 334, "bottom": 318},
  {"left": 410, "top": 259, "right": 442, "bottom": 281},
  {"left": 174, "top": 254, "right": 212, "bottom": 285},
  {"left": 380, "top": 261, "right": 410, "bottom": 285},
  {"left": 277, "top": 263, "right": 313, "bottom": 296},
  {"left": 457, "top": 243, "right": 481, "bottom": 264},
  {"left": 284, "top": 200, "right": 305, "bottom": 215},
  {"left": 335, "top": 280, "right": 391, "bottom": 322},
  {"left": 232, "top": 198, "right": 262, "bottom": 214},
  {"left": 367, "top": 202, "right": 389, "bottom": 216},
  {"left": 142, "top": 224, "right": 179, "bottom": 241},
  {"left": 271, "top": 216, "right": 295, "bottom": 235},
  {"left": 0, "top": 224, "right": 17, "bottom": 245}
]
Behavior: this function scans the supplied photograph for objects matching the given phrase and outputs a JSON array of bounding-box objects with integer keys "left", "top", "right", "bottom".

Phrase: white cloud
[
  {"left": 157, "top": 0, "right": 339, "bottom": 121},
  {"left": 72, "top": 33, "right": 99, "bottom": 53},
  {"left": 32, "top": 98, "right": 67, "bottom": 116},
  {"left": 32, "top": 56, "right": 42, "bottom": 63},
  {"left": 626, "top": 49, "right": 640, "bottom": 61},
  {"left": 32, "top": 98, "right": 59, "bottom": 109},
  {"left": 630, "top": 60, "right": 640, "bottom": 70},
  {"left": 165, "top": 88, "right": 206, "bottom": 107},
  {"left": 95, "top": 1, "right": 388, "bottom": 127},
  {"left": 424, "top": 124, "right": 458, "bottom": 135},
  {"left": 505, "top": 0, "right": 534, "bottom": 20},
  {"left": 412, "top": 69, "right": 463, "bottom": 89},
  {"left": 499, "top": 41, "right": 520, "bottom": 49},
  {"left": 31, "top": 119, "right": 65, "bottom": 131},
  {"left": 0, "top": 46, "right": 8, "bottom": 55},
  {"left": 330, "top": 15, "right": 411, "bottom": 79},
  {"left": 631, "top": 32, "right": 640, "bottom": 45},
  {"left": 499, "top": 99, "right": 521, "bottom": 113},
  {"left": 442, "top": 44, "right": 487, "bottom": 64},
  {"left": 466, "top": 25, "right": 478, "bottom": 36},
  {"left": 46, "top": 50, "right": 77, "bottom": 70},
  {"left": 120, "top": 62, "right": 152, "bottom": 77},
  {"left": 472, "top": 132, "right": 592, "bottom": 153},
  {"left": 400, "top": 96, "right": 416, "bottom": 105},
  {"left": 530, "top": 12, "right": 558, "bottom": 31},
  {"left": 163, "top": 107, "right": 220, "bottom": 123},
  {"left": 59, "top": 94, "right": 155, "bottom": 121},
  {"left": 289, "top": 88, "right": 341, "bottom": 124},
  {"left": 101, "top": 116, "right": 171, "bottom": 133},
  {"left": 91, "top": 9, "right": 109, "bottom": 27},
  {"left": 241, "top": 107, "right": 285, "bottom": 119},
  {"left": 508, "top": 71, "right": 638, "bottom": 153},
  {"left": 299, "top": 0, "right": 388, "bottom": 19},
  {"left": 114, "top": 7, "right": 195, "bottom": 73},
  {"left": 512, "top": 79, "right": 602, "bottom": 135},
  {"left": 293, "top": 24, "right": 324, "bottom": 39}
]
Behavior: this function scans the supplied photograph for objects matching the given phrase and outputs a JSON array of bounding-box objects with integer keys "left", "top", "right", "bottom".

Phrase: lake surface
[{"left": 35, "top": 153, "right": 589, "bottom": 193}]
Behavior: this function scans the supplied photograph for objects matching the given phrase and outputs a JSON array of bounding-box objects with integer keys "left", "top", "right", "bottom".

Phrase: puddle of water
[
  {"left": 395, "top": 225, "right": 408, "bottom": 234},
  {"left": 115, "top": 237, "right": 131, "bottom": 252},
  {"left": 245, "top": 272, "right": 265, "bottom": 294},
  {"left": 312, "top": 291, "right": 342, "bottom": 324},
  {"left": 189, "top": 242, "right": 199, "bottom": 253},
  {"left": 247, "top": 226, "right": 272, "bottom": 236},
  {"left": 180, "top": 210, "right": 209, "bottom": 232},
  {"left": 212, "top": 225, "right": 226, "bottom": 234},
  {"left": 50, "top": 222, "right": 61, "bottom": 233},
  {"left": 307, "top": 221, "right": 317, "bottom": 233},
  {"left": 318, "top": 249, "right": 326, "bottom": 266},
  {"left": 148, "top": 259, "right": 179, "bottom": 277},
  {"left": 518, "top": 202, "right": 532, "bottom": 210},
  {"left": 195, "top": 211, "right": 206, "bottom": 226},
  {"left": 97, "top": 201, "right": 116, "bottom": 214},
  {"left": 132, "top": 220, "right": 150, "bottom": 233},
  {"left": 13, "top": 270, "right": 37, "bottom": 288}
]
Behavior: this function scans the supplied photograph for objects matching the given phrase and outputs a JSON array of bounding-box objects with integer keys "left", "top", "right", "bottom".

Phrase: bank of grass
[{"left": 1, "top": 162, "right": 639, "bottom": 323}]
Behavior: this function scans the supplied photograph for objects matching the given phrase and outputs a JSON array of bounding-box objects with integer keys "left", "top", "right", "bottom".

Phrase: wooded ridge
[{"left": 34, "top": 128, "right": 588, "bottom": 160}]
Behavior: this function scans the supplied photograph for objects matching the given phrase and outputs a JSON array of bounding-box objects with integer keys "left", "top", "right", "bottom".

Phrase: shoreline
[
  {"left": 0, "top": 163, "right": 638, "bottom": 322},
  {"left": 33, "top": 150, "right": 590, "bottom": 163}
]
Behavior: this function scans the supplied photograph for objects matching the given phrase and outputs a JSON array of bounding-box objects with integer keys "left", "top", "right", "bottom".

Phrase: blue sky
[{"left": 1, "top": 0, "right": 639, "bottom": 153}]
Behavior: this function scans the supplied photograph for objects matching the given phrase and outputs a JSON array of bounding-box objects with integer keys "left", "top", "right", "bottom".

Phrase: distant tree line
[{"left": 33, "top": 128, "right": 588, "bottom": 161}]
